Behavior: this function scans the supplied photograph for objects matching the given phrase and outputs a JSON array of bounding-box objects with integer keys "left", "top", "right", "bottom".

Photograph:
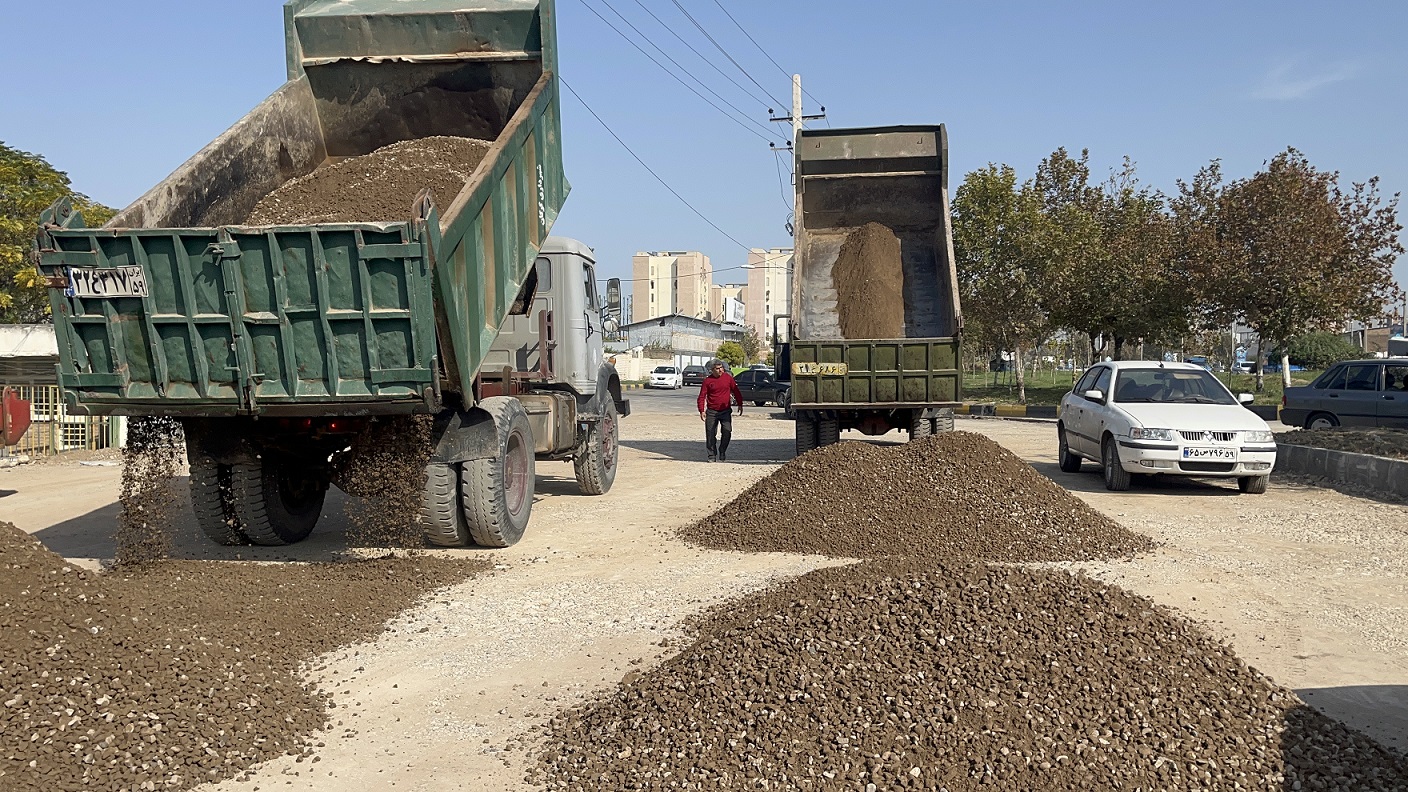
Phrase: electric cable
[
  {"left": 669, "top": 0, "right": 787, "bottom": 108},
  {"left": 628, "top": 0, "right": 775, "bottom": 111},
  {"left": 709, "top": 0, "right": 824, "bottom": 107}
]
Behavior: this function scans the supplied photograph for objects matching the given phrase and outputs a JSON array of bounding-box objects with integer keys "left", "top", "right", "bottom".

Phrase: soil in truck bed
[
  {"left": 245, "top": 136, "right": 492, "bottom": 224},
  {"left": 832, "top": 221, "right": 905, "bottom": 339}
]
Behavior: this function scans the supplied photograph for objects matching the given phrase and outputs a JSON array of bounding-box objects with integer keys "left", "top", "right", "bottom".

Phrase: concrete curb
[{"left": 1274, "top": 443, "right": 1408, "bottom": 499}]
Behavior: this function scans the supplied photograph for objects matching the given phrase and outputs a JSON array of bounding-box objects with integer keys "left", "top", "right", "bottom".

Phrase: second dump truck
[
  {"left": 36, "top": 0, "right": 627, "bottom": 548},
  {"left": 775, "top": 124, "right": 963, "bottom": 454}
]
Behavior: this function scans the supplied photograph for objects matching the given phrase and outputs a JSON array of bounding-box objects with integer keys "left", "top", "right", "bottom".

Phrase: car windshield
[
  {"left": 1112, "top": 368, "right": 1236, "bottom": 405},
  {"left": 653, "top": 366, "right": 675, "bottom": 374}
]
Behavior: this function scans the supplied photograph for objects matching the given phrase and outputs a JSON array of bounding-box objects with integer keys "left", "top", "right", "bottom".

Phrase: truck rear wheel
[
  {"left": 422, "top": 462, "right": 472, "bottom": 547},
  {"left": 795, "top": 413, "right": 818, "bottom": 455},
  {"left": 187, "top": 451, "right": 248, "bottom": 546},
  {"left": 909, "top": 412, "right": 932, "bottom": 440},
  {"left": 461, "top": 397, "right": 535, "bottom": 547},
  {"left": 229, "top": 455, "right": 328, "bottom": 545},
  {"left": 818, "top": 418, "right": 840, "bottom": 447},
  {"left": 574, "top": 399, "right": 619, "bottom": 495},
  {"left": 932, "top": 408, "right": 954, "bottom": 433}
]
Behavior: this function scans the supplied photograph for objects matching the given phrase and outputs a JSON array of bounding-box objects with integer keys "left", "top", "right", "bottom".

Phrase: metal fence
[{"left": 0, "top": 384, "right": 121, "bottom": 458}]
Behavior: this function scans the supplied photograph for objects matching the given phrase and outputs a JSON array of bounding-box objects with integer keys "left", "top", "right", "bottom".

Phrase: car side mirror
[
  {"left": 1083, "top": 389, "right": 1105, "bottom": 403},
  {"left": 1237, "top": 393, "right": 1254, "bottom": 404}
]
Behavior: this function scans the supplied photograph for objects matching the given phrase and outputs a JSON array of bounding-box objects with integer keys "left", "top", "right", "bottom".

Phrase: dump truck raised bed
[
  {"left": 775, "top": 125, "right": 963, "bottom": 455},
  {"left": 35, "top": 0, "right": 627, "bottom": 548}
]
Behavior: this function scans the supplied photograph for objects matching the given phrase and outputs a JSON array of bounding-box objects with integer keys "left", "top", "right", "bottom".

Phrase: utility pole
[{"left": 769, "top": 74, "right": 826, "bottom": 147}]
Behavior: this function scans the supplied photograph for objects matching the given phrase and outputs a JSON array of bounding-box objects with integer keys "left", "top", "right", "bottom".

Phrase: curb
[
  {"left": 622, "top": 383, "right": 646, "bottom": 391},
  {"left": 1274, "top": 443, "right": 1408, "bottom": 499},
  {"left": 955, "top": 403, "right": 1058, "bottom": 419}
]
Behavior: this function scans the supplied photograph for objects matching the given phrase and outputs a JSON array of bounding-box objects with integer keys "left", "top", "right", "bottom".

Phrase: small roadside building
[{"left": 0, "top": 324, "right": 122, "bottom": 455}]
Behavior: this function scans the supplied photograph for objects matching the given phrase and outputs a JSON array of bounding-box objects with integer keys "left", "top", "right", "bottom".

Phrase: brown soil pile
[
  {"left": 0, "top": 521, "right": 487, "bottom": 791},
  {"left": 1277, "top": 427, "right": 1408, "bottom": 461},
  {"left": 114, "top": 416, "right": 184, "bottom": 566},
  {"left": 833, "top": 222, "right": 905, "bottom": 339},
  {"left": 245, "top": 136, "right": 492, "bottom": 224},
  {"left": 535, "top": 559, "right": 1408, "bottom": 791},
  {"left": 680, "top": 432, "right": 1153, "bottom": 562},
  {"left": 334, "top": 415, "right": 434, "bottom": 548}
]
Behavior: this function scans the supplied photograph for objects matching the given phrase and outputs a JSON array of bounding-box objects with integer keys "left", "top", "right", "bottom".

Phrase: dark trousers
[{"left": 705, "top": 408, "right": 732, "bottom": 457}]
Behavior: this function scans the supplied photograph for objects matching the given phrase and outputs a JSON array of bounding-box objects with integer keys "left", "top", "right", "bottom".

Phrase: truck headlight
[
  {"left": 1243, "top": 430, "right": 1274, "bottom": 443},
  {"left": 1130, "top": 427, "right": 1174, "bottom": 442}
]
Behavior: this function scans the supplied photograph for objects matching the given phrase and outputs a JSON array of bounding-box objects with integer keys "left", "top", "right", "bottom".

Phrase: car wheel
[
  {"left": 1305, "top": 412, "right": 1339, "bottom": 431},
  {"left": 1102, "top": 437, "right": 1131, "bottom": 491},
  {"left": 1238, "top": 475, "right": 1269, "bottom": 494},
  {"left": 754, "top": 400, "right": 768, "bottom": 407},
  {"left": 1057, "top": 426, "right": 1082, "bottom": 473}
]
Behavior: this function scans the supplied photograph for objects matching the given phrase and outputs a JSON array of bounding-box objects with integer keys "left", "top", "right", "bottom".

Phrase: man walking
[{"left": 697, "top": 359, "right": 743, "bottom": 462}]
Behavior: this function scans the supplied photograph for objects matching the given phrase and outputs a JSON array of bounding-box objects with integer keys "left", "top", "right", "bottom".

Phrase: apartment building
[
  {"left": 630, "top": 251, "right": 712, "bottom": 323},
  {"left": 709, "top": 283, "right": 746, "bottom": 325},
  {"left": 744, "top": 247, "right": 793, "bottom": 341}
]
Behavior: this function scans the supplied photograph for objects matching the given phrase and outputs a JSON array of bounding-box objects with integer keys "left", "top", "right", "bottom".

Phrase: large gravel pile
[
  {"left": 245, "top": 136, "right": 492, "bottom": 224},
  {"left": 1277, "top": 427, "right": 1408, "bottom": 461},
  {"left": 535, "top": 559, "right": 1408, "bottom": 790},
  {"left": 0, "top": 521, "right": 487, "bottom": 791},
  {"left": 833, "top": 222, "right": 905, "bottom": 339},
  {"left": 680, "top": 432, "right": 1154, "bottom": 562}
]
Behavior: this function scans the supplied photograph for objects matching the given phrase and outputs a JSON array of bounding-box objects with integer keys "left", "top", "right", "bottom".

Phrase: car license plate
[
  {"left": 1182, "top": 446, "right": 1236, "bottom": 460},
  {"left": 66, "top": 266, "right": 148, "bottom": 298}
]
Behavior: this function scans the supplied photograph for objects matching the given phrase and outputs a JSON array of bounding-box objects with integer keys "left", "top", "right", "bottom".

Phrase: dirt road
[{"left": 3, "top": 411, "right": 1404, "bottom": 789}]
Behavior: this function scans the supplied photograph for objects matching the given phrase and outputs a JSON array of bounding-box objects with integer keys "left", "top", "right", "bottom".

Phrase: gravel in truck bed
[
  {"left": 832, "top": 222, "right": 905, "bottom": 340},
  {"left": 679, "top": 432, "right": 1155, "bottom": 563},
  {"left": 244, "top": 136, "right": 492, "bottom": 225},
  {"left": 0, "top": 521, "right": 487, "bottom": 791}
]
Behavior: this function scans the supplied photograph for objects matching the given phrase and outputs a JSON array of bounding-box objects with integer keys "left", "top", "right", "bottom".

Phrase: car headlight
[
  {"left": 1129, "top": 427, "right": 1175, "bottom": 442},
  {"left": 1243, "top": 430, "right": 1274, "bottom": 443}
]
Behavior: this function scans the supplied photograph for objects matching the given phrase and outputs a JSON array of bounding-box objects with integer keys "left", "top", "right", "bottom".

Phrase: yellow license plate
[{"left": 792, "top": 362, "right": 848, "bottom": 376}]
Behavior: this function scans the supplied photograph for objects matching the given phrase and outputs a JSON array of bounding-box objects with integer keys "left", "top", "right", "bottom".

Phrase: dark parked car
[
  {"left": 682, "top": 365, "right": 707, "bottom": 386},
  {"left": 1281, "top": 359, "right": 1408, "bottom": 429},
  {"left": 734, "top": 368, "right": 787, "bottom": 407}
]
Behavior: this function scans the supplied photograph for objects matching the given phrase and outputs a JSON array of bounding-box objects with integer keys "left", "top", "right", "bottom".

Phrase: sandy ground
[{"left": 2, "top": 397, "right": 1405, "bottom": 789}]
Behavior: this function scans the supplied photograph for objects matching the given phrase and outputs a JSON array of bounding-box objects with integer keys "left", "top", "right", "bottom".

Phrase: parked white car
[
  {"left": 1057, "top": 361, "right": 1277, "bottom": 493},
  {"left": 648, "top": 365, "right": 682, "bottom": 389}
]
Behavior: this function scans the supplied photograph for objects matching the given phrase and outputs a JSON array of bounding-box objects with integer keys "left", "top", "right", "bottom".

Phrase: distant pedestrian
[{"left": 697, "top": 360, "right": 743, "bottom": 462}]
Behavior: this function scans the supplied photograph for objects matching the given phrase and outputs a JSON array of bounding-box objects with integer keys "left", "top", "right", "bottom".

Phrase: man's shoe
[
  {"left": 707, "top": 454, "right": 716, "bottom": 462},
  {"left": 719, "top": 453, "right": 727, "bottom": 462}
]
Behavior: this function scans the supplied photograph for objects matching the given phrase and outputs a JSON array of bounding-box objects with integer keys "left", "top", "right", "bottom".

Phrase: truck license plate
[
  {"left": 66, "top": 266, "right": 148, "bottom": 298},
  {"left": 1182, "top": 446, "right": 1236, "bottom": 460},
  {"left": 792, "top": 362, "right": 848, "bottom": 376}
]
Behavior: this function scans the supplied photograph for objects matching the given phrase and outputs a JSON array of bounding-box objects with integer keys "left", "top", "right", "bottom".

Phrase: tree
[
  {"left": 952, "top": 164, "right": 1050, "bottom": 403},
  {"left": 740, "top": 326, "right": 764, "bottom": 363},
  {"left": 1, "top": 143, "right": 116, "bottom": 322},
  {"left": 1271, "top": 332, "right": 1360, "bottom": 369},
  {"left": 715, "top": 341, "right": 745, "bottom": 367},
  {"left": 1184, "top": 148, "right": 1403, "bottom": 390}
]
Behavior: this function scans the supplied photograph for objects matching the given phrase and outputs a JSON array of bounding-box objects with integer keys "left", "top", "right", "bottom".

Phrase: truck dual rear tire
[
  {"left": 574, "top": 399, "right": 619, "bottom": 495},
  {"left": 422, "top": 462, "right": 472, "bottom": 547},
  {"left": 461, "top": 397, "right": 535, "bottom": 548},
  {"left": 932, "top": 408, "right": 954, "bottom": 434},
  {"left": 229, "top": 455, "right": 328, "bottom": 545},
  {"left": 187, "top": 451, "right": 248, "bottom": 546},
  {"left": 818, "top": 418, "right": 840, "bottom": 447},
  {"left": 910, "top": 412, "right": 932, "bottom": 440},
  {"left": 795, "top": 414, "right": 818, "bottom": 455}
]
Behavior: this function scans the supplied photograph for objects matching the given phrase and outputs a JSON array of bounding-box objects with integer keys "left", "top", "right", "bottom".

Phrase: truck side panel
[{"left": 790, "top": 339, "right": 959, "bottom": 407}]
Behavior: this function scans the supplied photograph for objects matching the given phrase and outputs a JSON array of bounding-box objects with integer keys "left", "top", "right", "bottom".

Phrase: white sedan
[
  {"left": 1057, "top": 361, "right": 1277, "bottom": 493},
  {"left": 647, "top": 365, "right": 682, "bottom": 389}
]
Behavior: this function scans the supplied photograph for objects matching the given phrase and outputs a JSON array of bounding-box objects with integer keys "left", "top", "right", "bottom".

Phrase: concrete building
[
  {"left": 630, "top": 251, "right": 712, "bottom": 323},
  {"left": 618, "top": 313, "right": 744, "bottom": 371},
  {"left": 744, "top": 247, "right": 793, "bottom": 341},
  {"left": 709, "top": 283, "right": 746, "bottom": 326}
]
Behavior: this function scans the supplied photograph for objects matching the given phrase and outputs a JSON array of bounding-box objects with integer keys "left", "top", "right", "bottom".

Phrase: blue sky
[{"left": 3, "top": 0, "right": 1405, "bottom": 288}]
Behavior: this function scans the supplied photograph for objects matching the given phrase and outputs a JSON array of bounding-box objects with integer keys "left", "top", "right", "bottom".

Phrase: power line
[
  {"left": 628, "top": 0, "right": 774, "bottom": 111},
  {"left": 669, "top": 0, "right": 787, "bottom": 109},
  {"left": 561, "top": 76, "right": 754, "bottom": 254},
  {"left": 771, "top": 148, "right": 792, "bottom": 212},
  {"left": 579, "top": 0, "right": 781, "bottom": 145},
  {"left": 709, "top": 0, "right": 823, "bottom": 107}
]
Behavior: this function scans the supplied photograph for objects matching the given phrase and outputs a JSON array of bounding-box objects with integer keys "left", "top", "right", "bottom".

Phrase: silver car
[{"left": 1280, "top": 360, "right": 1408, "bottom": 429}]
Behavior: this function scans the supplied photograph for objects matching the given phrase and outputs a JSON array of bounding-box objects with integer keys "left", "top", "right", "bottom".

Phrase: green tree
[
  {"left": 715, "top": 340, "right": 745, "bottom": 367},
  {"left": 1272, "top": 332, "right": 1361, "bottom": 369},
  {"left": 740, "top": 326, "right": 763, "bottom": 363},
  {"left": 1181, "top": 148, "right": 1403, "bottom": 390},
  {"left": 1, "top": 143, "right": 116, "bottom": 322}
]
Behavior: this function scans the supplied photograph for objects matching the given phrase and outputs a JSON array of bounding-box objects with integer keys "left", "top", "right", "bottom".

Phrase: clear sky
[{"left": 2, "top": 0, "right": 1405, "bottom": 289}]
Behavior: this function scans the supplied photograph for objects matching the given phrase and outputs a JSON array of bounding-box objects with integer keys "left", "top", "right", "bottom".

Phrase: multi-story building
[
  {"left": 630, "top": 251, "right": 712, "bottom": 323},
  {"left": 744, "top": 247, "right": 793, "bottom": 342},
  {"left": 709, "top": 283, "right": 746, "bottom": 325}
]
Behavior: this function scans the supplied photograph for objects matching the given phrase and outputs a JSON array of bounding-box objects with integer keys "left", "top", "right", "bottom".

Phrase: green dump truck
[
  {"left": 776, "top": 124, "right": 963, "bottom": 455},
  {"left": 36, "top": 0, "right": 628, "bottom": 548}
]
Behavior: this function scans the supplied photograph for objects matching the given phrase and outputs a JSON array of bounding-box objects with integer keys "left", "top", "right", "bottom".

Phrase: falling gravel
[
  {"left": 680, "top": 432, "right": 1155, "bottom": 562},
  {"left": 333, "top": 415, "right": 435, "bottom": 548},
  {"left": 245, "top": 136, "right": 492, "bottom": 224},
  {"left": 0, "top": 521, "right": 488, "bottom": 791},
  {"left": 534, "top": 559, "right": 1408, "bottom": 790},
  {"left": 114, "top": 416, "right": 184, "bottom": 566},
  {"left": 833, "top": 222, "right": 905, "bottom": 339}
]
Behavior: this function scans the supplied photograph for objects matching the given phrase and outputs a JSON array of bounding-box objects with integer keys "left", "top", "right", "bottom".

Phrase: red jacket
[{"left": 698, "top": 372, "right": 743, "bottom": 412}]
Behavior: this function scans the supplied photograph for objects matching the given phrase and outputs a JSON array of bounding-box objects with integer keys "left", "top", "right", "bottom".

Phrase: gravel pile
[
  {"left": 1277, "top": 427, "right": 1408, "bottom": 461},
  {"left": 245, "top": 136, "right": 492, "bottom": 224},
  {"left": 534, "top": 559, "right": 1408, "bottom": 790},
  {"left": 0, "top": 521, "right": 487, "bottom": 791},
  {"left": 680, "top": 432, "right": 1154, "bottom": 562},
  {"left": 833, "top": 222, "right": 905, "bottom": 339}
]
